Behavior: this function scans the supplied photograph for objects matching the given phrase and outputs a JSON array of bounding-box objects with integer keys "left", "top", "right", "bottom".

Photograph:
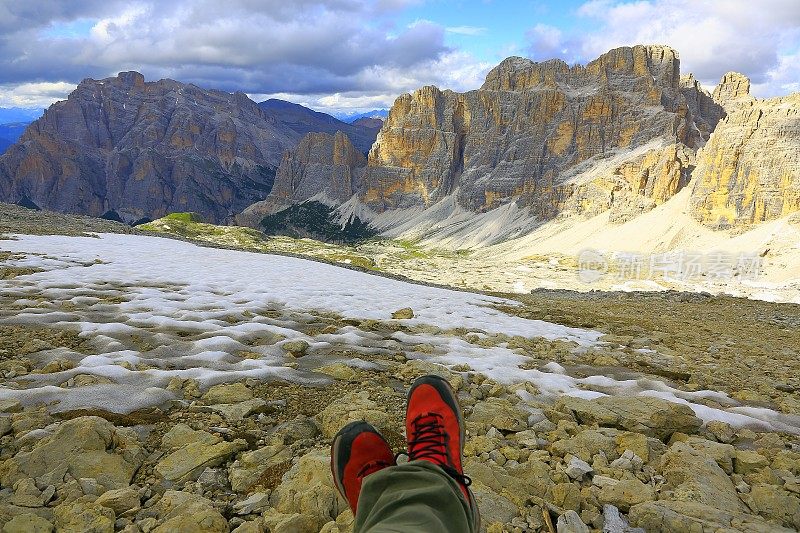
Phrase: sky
[{"left": 0, "top": 0, "right": 798, "bottom": 115}]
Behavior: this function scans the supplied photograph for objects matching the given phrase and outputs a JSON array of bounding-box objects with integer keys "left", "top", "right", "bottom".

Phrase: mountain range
[
  {"left": 243, "top": 45, "right": 799, "bottom": 245},
  {"left": 0, "top": 45, "right": 797, "bottom": 241},
  {"left": 331, "top": 109, "right": 389, "bottom": 123},
  {"left": 0, "top": 72, "right": 379, "bottom": 223}
]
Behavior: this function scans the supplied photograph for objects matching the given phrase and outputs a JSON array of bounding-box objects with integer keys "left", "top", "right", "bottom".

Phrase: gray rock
[
  {"left": 2, "top": 512, "right": 54, "bottom": 533},
  {"left": 234, "top": 492, "right": 271, "bottom": 515},
  {"left": 565, "top": 456, "right": 594, "bottom": 480},
  {"left": 557, "top": 510, "right": 589, "bottom": 533}
]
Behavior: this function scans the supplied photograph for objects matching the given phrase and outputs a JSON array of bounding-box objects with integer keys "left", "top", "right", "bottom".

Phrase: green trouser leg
[{"left": 354, "top": 460, "right": 478, "bottom": 533}]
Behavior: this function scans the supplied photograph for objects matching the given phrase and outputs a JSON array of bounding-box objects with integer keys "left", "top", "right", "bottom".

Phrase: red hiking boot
[
  {"left": 331, "top": 421, "right": 395, "bottom": 514},
  {"left": 406, "top": 375, "right": 479, "bottom": 525}
]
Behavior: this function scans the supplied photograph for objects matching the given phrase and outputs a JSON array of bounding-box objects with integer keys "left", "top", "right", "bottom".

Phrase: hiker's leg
[{"left": 354, "top": 460, "right": 478, "bottom": 533}]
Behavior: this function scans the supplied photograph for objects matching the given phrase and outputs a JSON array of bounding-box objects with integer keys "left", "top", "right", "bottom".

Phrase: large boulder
[
  {"left": 629, "top": 500, "right": 796, "bottom": 533},
  {"left": 317, "top": 392, "right": 391, "bottom": 439},
  {"left": 593, "top": 478, "right": 655, "bottom": 512},
  {"left": 228, "top": 444, "right": 294, "bottom": 493},
  {"left": 53, "top": 500, "right": 114, "bottom": 533},
  {"left": 0, "top": 416, "right": 143, "bottom": 491},
  {"left": 2, "top": 513, "right": 54, "bottom": 533},
  {"left": 154, "top": 425, "right": 246, "bottom": 484},
  {"left": 659, "top": 441, "right": 746, "bottom": 513},
  {"left": 555, "top": 396, "right": 702, "bottom": 439},
  {"left": 151, "top": 491, "right": 229, "bottom": 533},
  {"left": 749, "top": 484, "right": 800, "bottom": 529},
  {"left": 202, "top": 383, "right": 253, "bottom": 404},
  {"left": 466, "top": 397, "right": 528, "bottom": 433},
  {"left": 550, "top": 430, "right": 618, "bottom": 462},
  {"left": 269, "top": 448, "right": 347, "bottom": 531}
]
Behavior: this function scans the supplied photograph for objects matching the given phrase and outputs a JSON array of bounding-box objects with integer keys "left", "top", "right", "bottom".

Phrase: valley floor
[{"left": 1, "top": 204, "right": 799, "bottom": 532}]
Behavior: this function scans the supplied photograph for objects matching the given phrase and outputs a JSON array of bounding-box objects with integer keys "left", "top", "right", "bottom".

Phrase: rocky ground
[{"left": 1, "top": 204, "right": 800, "bottom": 533}]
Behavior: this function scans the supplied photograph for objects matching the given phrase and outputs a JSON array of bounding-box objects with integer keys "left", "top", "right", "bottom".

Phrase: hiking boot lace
[{"left": 407, "top": 412, "right": 472, "bottom": 487}]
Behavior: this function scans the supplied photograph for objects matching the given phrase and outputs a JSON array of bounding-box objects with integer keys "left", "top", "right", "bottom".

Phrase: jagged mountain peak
[{"left": 712, "top": 71, "right": 752, "bottom": 105}]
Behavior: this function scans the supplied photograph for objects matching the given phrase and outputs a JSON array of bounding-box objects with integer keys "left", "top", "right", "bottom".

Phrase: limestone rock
[
  {"left": 317, "top": 391, "right": 391, "bottom": 439},
  {"left": 161, "top": 423, "right": 221, "bottom": 450},
  {"left": 155, "top": 438, "right": 246, "bottom": 484},
  {"left": 53, "top": 500, "right": 114, "bottom": 533},
  {"left": 565, "top": 456, "right": 593, "bottom": 480},
  {"left": 465, "top": 456, "right": 552, "bottom": 508},
  {"left": 0, "top": 416, "right": 142, "bottom": 490},
  {"left": 391, "top": 307, "right": 414, "bottom": 319},
  {"left": 202, "top": 382, "right": 253, "bottom": 404},
  {"left": 261, "top": 511, "right": 316, "bottom": 533},
  {"left": 691, "top": 87, "right": 800, "bottom": 226},
  {"left": 151, "top": 490, "right": 229, "bottom": 533},
  {"left": 679, "top": 73, "right": 725, "bottom": 142},
  {"left": 712, "top": 72, "right": 753, "bottom": 108},
  {"left": 241, "top": 132, "right": 367, "bottom": 224},
  {"left": 749, "top": 483, "right": 800, "bottom": 529},
  {"left": 228, "top": 444, "right": 294, "bottom": 492},
  {"left": 205, "top": 399, "right": 268, "bottom": 422},
  {"left": 629, "top": 500, "right": 795, "bottom": 533},
  {"left": 594, "top": 478, "right": 654, "bottom": 512},
  {"left": 659, "top": 441, "right": 746, "bottom": 513},
  {"left": 361, "top": 46, "right": 697, "bottom": 217},
  {"left": 316, "top": 363, "right": 361, "bottom": 381},
  {"left": 269, "top": 448, "right": 346, "bottom": 531},
  {"left": 0, "top": 400, "right": 22, "bottom": 413},
  {"left": 675, "top": 436, "right": 735, "bottom": 474},
  {"left": 233, "top": 492, "right": 271, "bottom": 515},
  {"left": 281, "top": 340, "right": 310, "bottom": 357},
  {"left": 0, "top": 73, "right": 377, "bottom": 224},
  {"left": 555, "top": 396, "right": 701, "bottom": 439},
  {"left": 95, "top": 486, "right": 140, "bottom": 515},
  {"left": 557, "top": 510, "right": 589, "bottom": 533},
  {"left": 466, "top": 397, "right": 528, "bottom": 433},
  {"left": 551, "top": 430, "right": 617, "bottom": 462},
  {"left": 734, "top": 449, "right": 770, "bottom": 475},
  {"left": 2, "top": 512, "right": 53, "bottom": 533}
]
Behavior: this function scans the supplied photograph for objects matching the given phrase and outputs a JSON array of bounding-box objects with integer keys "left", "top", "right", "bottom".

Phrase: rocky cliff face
[
  {"left": 371, "top": 46, "right": 707, "bottom": 219},
  {"left": 238, "top": 131, "right": 367, "bottom": 225},
  {"left": 0, "top": 73, "right": 378, "bottom": 224},
  {"left": 257, "top": 46, "right": 799, "bottom": 235},
  {"left": 690, "top": 75, "right": 800, "bottom": 226},
  {"left": 265, "top": 45, "right": 701, "bottom": 223},
  {"left": 680, "top": 73, "right": 725, "bottom": 142}
]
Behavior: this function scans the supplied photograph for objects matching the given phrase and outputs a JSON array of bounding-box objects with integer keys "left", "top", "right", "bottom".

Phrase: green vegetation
[
  {"left": 163, "top": 212, "right": 203, "bottom": 223},
  {"left": 259, "top": 201, "right": 377, "bottom": 243}
]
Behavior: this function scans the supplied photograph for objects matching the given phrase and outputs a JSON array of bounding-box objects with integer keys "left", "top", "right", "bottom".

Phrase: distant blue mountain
[
  {"left": 0, "top": 122, "right": 31, "bottom": 145},
  {"left": 0, "top": 107, "right": 43, "bottom": 123},
  {"left": 332, "top": 109, "right": 389, "bottom": 123},
  {"left": 0, "top": 137, "right": 12, "bottom": 155},
  {"left": 257, "top": 99, "right": 379, "bottom": 153}
]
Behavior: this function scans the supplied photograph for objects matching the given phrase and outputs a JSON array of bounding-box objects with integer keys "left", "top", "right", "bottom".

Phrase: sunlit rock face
[
  {"left": 690, "top": 73, "right": 800, "bottom": 227},
  {"left": 359, "top": 45, "right": 701, "bottom": 220}
]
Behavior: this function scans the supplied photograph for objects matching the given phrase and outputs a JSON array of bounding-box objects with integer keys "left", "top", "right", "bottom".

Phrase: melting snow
[{"left": 0, "top": 233, "right": 798, "bottom": 433}]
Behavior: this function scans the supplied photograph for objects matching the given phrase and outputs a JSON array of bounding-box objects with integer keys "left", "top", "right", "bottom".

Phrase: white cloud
[
  {"left": 0, "top": 1, "right": 456, "bottom": 107},
  {"left": 445, "top": 26, "right": 487, "bottom": 36},
  {"left": 0, "top": 81, "right": 77, "bottom": 107},
  {"left": 526, "top": 23, "right": 566, "bottom": 59},
  {"left": 562, "top": 0, "right": 800, "bottom": 97},
  {"left": 250, "top": 49, "right": 494, "bottom": 114}
]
